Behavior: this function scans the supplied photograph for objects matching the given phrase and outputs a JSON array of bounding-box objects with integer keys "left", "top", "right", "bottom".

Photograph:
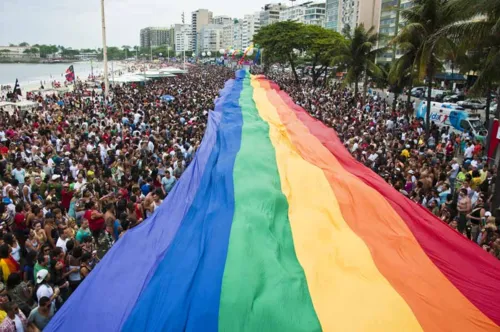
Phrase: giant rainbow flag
[{"left": 47, "top": 70, "right": 500, "bottom": 331}]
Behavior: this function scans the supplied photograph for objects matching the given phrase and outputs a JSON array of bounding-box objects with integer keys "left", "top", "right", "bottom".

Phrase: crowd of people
[
  {"left": 0, "top": 64, "right": 234, "bottom": 331},
  {"left": 256, "top": 68, "right": 499, "bottom": 258},
  {"left": 0, "top": 63, "right": 498, "bottom": 330}
]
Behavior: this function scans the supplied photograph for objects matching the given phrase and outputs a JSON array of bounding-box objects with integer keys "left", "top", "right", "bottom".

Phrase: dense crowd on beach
[
  {"left": 259, "top": 69, "right": 499, "bottom": 258},
  {"left": 0, "top": 63, "right": 498, "bottom": 330},
  {"left": 0, "top": 64, "right": 234, "bottom": 331}
]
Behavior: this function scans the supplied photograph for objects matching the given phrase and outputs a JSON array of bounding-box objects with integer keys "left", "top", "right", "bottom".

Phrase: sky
[{"left": 0, "top": 0, "right": 278, "bottom": 49}]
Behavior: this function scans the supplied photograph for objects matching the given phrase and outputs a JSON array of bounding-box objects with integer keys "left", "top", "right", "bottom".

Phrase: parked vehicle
[
  {"left": 411, "top": 86, "right": 425, "bottom": 97},
  {"left": 457, "top": 98, "right": 486, "bottom": 109},
  {"left": 421, "top": 89, "right": 447, "bottom": 101},
  {"left": 443, "top": 94, "right": 465, "bottom": 103},
  {"left": 416, "top": 101, "right": 488, "bottom": 140}
]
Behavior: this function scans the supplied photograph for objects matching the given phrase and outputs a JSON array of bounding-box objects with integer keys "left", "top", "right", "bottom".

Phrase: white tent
[
  {"left": 109, "top": 75, "right": 150, "bottom": 83},
  {"left": 159, "top": 67, "right": 188, "bottom": 74},
  {"left": 144, "top": 71, "right": 176, "bottom": 78}
]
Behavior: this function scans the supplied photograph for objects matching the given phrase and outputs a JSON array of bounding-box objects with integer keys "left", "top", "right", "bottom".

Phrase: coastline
[{"left": 1, "top": 61, "right": 127, "bottom": 96}]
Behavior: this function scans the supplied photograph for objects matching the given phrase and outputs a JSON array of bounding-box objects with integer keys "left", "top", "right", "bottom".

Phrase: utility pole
[
  {"left": 100, "top": 0, "right": 109, "bottom": 98},
  {"left": 182, "top": 12, "right": 186, "bottom": 70}
]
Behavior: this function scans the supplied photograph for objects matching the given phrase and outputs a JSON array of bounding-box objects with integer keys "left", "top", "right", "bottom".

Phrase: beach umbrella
[{"left": 161, "top": 95, "right": 175, "bottom": 102}]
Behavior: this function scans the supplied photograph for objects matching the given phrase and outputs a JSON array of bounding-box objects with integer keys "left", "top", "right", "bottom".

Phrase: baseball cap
[{"left": 36, "top": 269, "right": 49, "bottom": 284}]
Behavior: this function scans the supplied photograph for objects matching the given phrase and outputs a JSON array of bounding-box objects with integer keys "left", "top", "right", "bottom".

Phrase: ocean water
[{"left": 0, "top": 61, "right": 107, "bottom": 86}]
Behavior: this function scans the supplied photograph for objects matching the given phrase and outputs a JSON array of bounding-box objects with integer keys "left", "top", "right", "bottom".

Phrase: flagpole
[{"left": 100, "top": 0, "right": 109, "bottom": 99}]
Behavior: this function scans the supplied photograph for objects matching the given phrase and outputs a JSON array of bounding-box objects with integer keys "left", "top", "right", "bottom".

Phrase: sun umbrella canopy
[{"left": 161, "top": 95, "right": 175, "bottom": 102}]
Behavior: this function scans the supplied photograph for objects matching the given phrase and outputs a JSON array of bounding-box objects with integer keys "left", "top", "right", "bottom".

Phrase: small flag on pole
[
  {"left": 65, "top": 65, "right": 75, "bottom": 82},
  {"left": 254, "top": 49, "right": 261, "bottom": 64}
]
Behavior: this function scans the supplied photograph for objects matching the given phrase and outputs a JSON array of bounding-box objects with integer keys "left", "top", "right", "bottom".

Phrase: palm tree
[
  {"left": 390, "top": 27, "right": 423, "bottom": 105},
  {"left": 333, "top": 24, "right": 382, "bottom": 99},
  {"left": 394, "top": 0, "right": 456, "bottom": 137},
  {"left": 439, "top": 0, "right": 500, "bottom": 127}
]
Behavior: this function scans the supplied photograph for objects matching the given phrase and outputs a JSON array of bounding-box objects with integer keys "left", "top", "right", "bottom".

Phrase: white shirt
[
  {"left": 14, "top": 314, "right": 24, "bottom": 332},
  {"left": 74, "top": 179, "right": 86, "bottom": 191},
  {"left": 56, "top": 237, "right": 69, "bottom": 253},
  {"left": 464, "top": 145, "right": 474, "bottom": 158},
  {"left": 36, "top": 284, "right": 54, "bottom": 303},
  {"left": 70, "top": 165, "right": 79, "bottom": 179},
  {"left": 368, "top": 153, "right": 378, "bottom": 162},
  {"left": 385, "top": 119, "right": 394, "bottom": 130}
]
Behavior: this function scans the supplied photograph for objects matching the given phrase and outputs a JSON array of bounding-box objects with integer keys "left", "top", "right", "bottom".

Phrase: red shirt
[
  {"left": 61, "top": 189, "right": 73, "bottom": 210},
  {"left": 84, "top": 209, "right": 105, "bottom": 232},
  {"left": 14, "top": 213, "right": 26, "bottom": 230}
]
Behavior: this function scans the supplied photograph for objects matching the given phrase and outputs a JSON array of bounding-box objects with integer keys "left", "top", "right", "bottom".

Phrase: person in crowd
[
  {"left": 28, "top": 296, "right": 55, "bottom": 331},
  {"left": 96, "top": 224, "right": 114, "bottom": 260},
  {"left": 6, "top": 273, "right": 33, "bottom": 317},
  {"left": 0, "top": 244, "right": 19, "bottom": 283},
  {"left": 35, "top": 270, "right": 59, "bottom": 305},
  {"left": 0, "top": 301, "right": 28, "bottom": 332},
  {"left": 79, "top": 252, "right": 92, "bottom": 281}
]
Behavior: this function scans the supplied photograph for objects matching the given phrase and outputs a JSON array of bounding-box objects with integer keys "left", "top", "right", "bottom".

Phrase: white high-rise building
[
  {"left": 213, "top": 15, "right": 233, "bottom": 25},
  {"left": 139, "top": 27, "right": 172, "bottom": 48},
  {"left": 260, "top": 3, "right": 287, "bottom": 27},
  {"left": 174, "top": 24, "right": 192, "bottom": 53},
  {"left": 242, "top": 13, "right": 261, "bottom": 49},
  {"left": 326, "top": 0, "right": 381, "bottom": 34},
  {"left": 377, "top": 0, "right": 412, "bottom": 63},
  {"left": 191, "top": 9, "right": 213, "bottom": 53},
  {"left": 279, "top": 1, "right": 326, "bottom": 27},
  {"left": 199, "top": 24, "right": 224, "bottom": 53},
  {"left": 233, "top": 20, "right": 243, "bottom": 50},
  {"left": 222, "top": 20, "right": 243, "bottom": 50}
]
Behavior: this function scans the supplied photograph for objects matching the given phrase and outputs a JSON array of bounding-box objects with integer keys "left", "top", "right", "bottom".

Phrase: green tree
[
  {"left": 23, "top": 47, "right": 39, "bottom": 55},
  {"left": 36, "top": 45, "right": 58, "bottom": 58},
  {"left": 253, "top": 21, "right": 309, "bottom": 83},
  {"left": 303, "top": 25, "right": 344, "bottom": 86},
  {"left": 390, "top": 28, "right": 423, "bottom": 104},
  {"left": 103, "top": 47, "right": 125, "bottom": 60},
  {"left": 18, "top": 42, "right": 29, "bottom": 47},
  {"left": 440, "top": 0, "right": 500, "bottom": 127},
  {"left": 395, "top": 0, "right": 456, "bottom": 137},
  {"left": 333, "top": 24, "right": 382, "bottom": 97},
  {"left": 61, "top": 48, "right": 80, "bottom": 58}
]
